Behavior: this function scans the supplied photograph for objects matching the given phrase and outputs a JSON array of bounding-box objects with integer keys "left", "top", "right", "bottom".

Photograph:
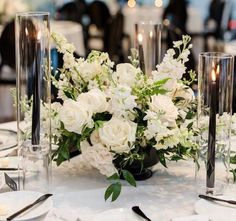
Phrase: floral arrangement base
[{"left": 121, "top": 168, "right": 153, "bottom": 181}]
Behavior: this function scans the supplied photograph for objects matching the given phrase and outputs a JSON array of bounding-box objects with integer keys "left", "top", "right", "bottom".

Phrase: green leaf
[
  {"left": 60, "top": 145, "right": 70, "bottom": 160},
  {"left": 154, "top": 78, "right": 170, "bottom": 86},
  {"left": 230, "top": 155, "right": 236, "bottom": 164},
  {"left": 158, "top": 152, "right": 167, "bottom": 168},
  {"left": 122, "top": 170, "right": 136, "bottom": 187},
  {"left": 95, "top": 120, "right": 105, "bottom": 130},
  {"left": 107, "top": 173, "right": 120, "bottom": 181},
  {"left": 104, "top": 182, "right": 122, "bottom": 202},
  {"left": 230, "top": 169, "right": 236, "bottom": 182}
]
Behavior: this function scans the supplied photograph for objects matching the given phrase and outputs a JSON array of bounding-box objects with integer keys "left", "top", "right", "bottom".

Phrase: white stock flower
[
  {"left": 114, "top": 63, "right": 139, "bottom": 87},
  {"left": 144, "top": 110, "right": 169, "bottom": 140},
  {"left": 52, "top": 32, "right": 75, "bottom": 54},
  {"left": 77, "top": 88, "right": 108, "bottom": 113},
  {"left": 149, "top": 95, "right": 178, "bottom": 127},
  {"left": 98, "top": 117, "right": 137, "bottom": 154},
  {"left": 107, "top": 85, "right": 137, "bottom": 119},
  {"left": 59, "top": 99, "right": 93, "bottom": 134},
  {"left": 154, "top": 48, "right": 186, "bottom": 81},
  {"left": 81, "top": 141, "right": 117, "bottom": 177},
  {"left": 154, "top": 128, "right": 180, "bottom": 150},
  {"left": 63, "top": 53, "right": 76, "bottom": 70}
]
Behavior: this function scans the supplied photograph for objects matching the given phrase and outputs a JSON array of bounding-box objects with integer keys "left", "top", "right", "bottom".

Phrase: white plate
[
  {"left": 195, "top": 195, "right": 236, "bottom": 221},
  {"left": 93, "top": 208, "right": 141, "bottom": 221},
  {"left": 0, "top": 191, "right": 53, "bottom": 221},
  {"left": 0, "top": 129, "right": 17, "bottom": 151}
]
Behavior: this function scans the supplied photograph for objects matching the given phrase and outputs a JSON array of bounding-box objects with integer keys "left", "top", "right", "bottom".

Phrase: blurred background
[{"left": 1, "top": 0, "right": 236, "bottom": 122}]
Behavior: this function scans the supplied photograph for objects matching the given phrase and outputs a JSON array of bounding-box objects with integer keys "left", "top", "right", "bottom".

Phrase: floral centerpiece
[{"left": 49, "top": 33, "right": 198, "bottom": 201}]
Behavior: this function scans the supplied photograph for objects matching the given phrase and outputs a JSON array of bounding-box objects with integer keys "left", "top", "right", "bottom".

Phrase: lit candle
[
  {"left": 138, "top": 33, "right": 145, "bottom": 73},
  {"left": 154, "top": 24, "right": 161, "bottom": 66},
  {"left": 32, "top": 31, "right": 41, "bottom": 145},
  {"left": 149, "top": 30, "right": 155, "bottom": 73},
  {"left": 206, "top": 64, "right": 219, "bottom": 193}
]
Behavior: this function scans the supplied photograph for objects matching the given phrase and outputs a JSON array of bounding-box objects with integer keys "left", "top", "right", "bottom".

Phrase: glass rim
[
  {"left": 135, "top": 20, "right": 162, "bottom": 27},
  {"left": 16, "top": 11, "right": 50, "bottom": 17},
  {"left": 199, "top": 52, "right": 234, "bottom": 59}
]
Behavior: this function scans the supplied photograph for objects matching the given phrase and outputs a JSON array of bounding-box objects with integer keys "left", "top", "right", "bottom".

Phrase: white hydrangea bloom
[{"left": 81, "top": 141, "right": 117, "bottom": 177}]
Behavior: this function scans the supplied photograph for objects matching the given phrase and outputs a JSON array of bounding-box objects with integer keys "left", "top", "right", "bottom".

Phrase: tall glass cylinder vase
[
  {"left": 134, "top": 21, "right": 162, "bottom": 76},
  {"left": 197, "top": 52, "right": 234, "bottom": 195},
  {"left": 15, "top": 12, "right": 51, "bottom": 193}
]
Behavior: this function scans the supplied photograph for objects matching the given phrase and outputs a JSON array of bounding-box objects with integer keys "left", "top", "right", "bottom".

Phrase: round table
[{"left": 0, "top": 121, "right": 235, "bottom": 221}]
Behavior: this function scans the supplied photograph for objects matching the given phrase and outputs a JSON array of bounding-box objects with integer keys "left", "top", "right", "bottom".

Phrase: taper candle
[
  {"left": 138, "top": 33, "right": 145, "bottom": 73},
  {"left": 32, "top": 31, "right": 41, "bottom": 145},
  {"left": 206, "top": 65, "right": 218, "bottom": 192}
]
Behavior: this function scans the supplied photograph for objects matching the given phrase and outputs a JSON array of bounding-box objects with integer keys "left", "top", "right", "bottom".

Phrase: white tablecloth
[
  {"left": 0, "top": 121, "right": 236, "bottom": 221},
  {"left": 51, "top": 20, "right": 85, "bottom": 56}
]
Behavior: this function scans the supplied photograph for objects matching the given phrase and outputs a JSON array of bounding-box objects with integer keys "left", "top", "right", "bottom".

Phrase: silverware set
[{"left": 6, "top": 193, "right": 53, "bottom": 221}]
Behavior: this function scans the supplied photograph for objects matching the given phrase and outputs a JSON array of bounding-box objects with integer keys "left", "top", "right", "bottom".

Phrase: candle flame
[
  {"left": 155, "top": 0, "right": 163, "bottom": 7},
  {"left": 128, "top": 0, "right": 136, "bottom": 8},
  {"left": 150, "top": 31, "right": 153, "bottom": 38},
  {"left": 25, "top": 28, "right": 28, "bottom": 36},
  {"left": 216, "top": 64, "right": 220, "bottom": 75},
  {"left": 138, "top": 33, "right": 143, "bottom": 43},
  {"left": 37, "top": 31, "right": 41, "bottom": 40},
  {"left": 212, "top": 69, "right": 216, "bottom": 82}
]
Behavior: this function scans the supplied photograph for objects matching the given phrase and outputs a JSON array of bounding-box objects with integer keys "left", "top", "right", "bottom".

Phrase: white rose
[
  {"left": 98, "top": 117, "right": 137, "bottom": 154},
  {"left": 149, "top": 94, "right": 178, "bottom": 127},
  {"left": 77, "top": 88, "right": 108, "bottom": 113},
  {"left": 77, "top": 61, "right": 102, "bottom": 81},
  {"left": 81, "top": 141, "right": 117, "bottom": 177},
  {"left": 174, "top": 84, "right": 195, "bottom": 106},
  {"left": 59, "top": 99, "right": 92, "bottom": 134},
  {"left": 114, "top": 63, "right": 139, "bottom": 87}
]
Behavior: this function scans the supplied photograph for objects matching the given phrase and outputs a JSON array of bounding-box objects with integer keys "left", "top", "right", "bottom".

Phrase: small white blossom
[{"left": 106, "top": 85, "right": 137, "bottom": 119}]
